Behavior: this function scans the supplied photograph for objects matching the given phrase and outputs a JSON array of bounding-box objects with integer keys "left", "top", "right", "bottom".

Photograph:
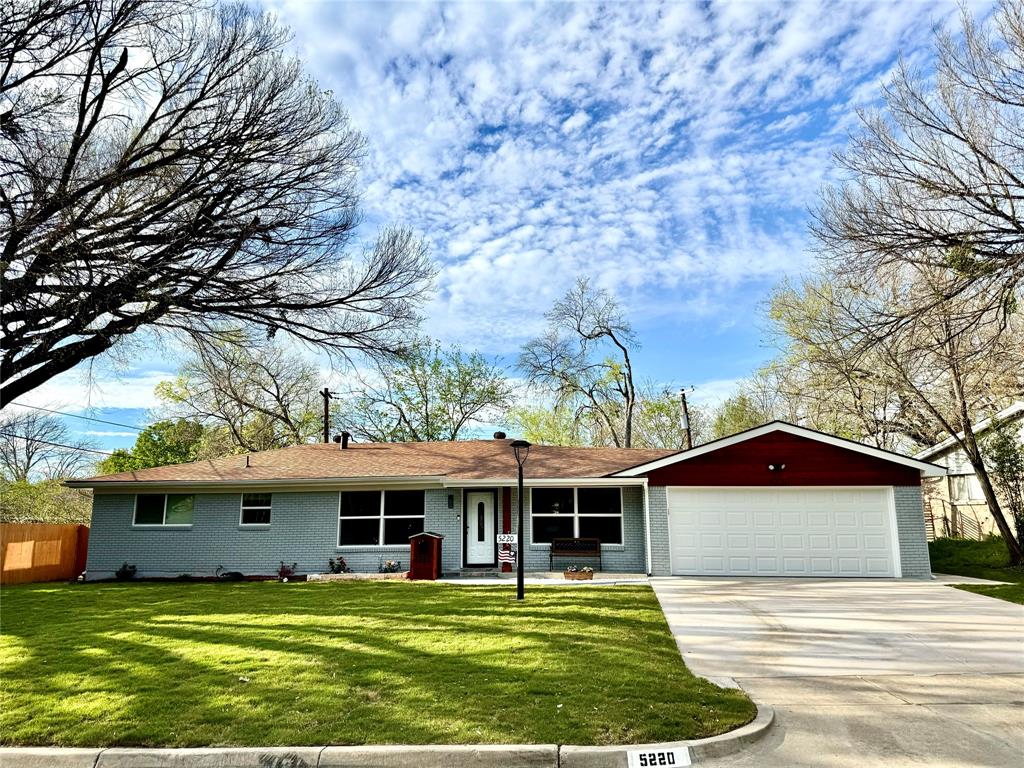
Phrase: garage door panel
[
  {"left": 668, "top": 487, "right": 896, "bottom": 578},
  {"left": 807, "top": 511, "right": 829, "bottom": 527},
  {"left": 780, "top": 511, "right": 802, "bottom": 527},
  {"left": 781, "top": 533, "right": 803, "bottom": 549}
]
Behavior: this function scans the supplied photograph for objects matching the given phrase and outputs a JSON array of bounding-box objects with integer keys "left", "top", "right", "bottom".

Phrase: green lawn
[
  {"left": 929, "top": 536, "right": 1024, "bottom": 605},
  {"left": 953, "top": 583, "right": 1024, "bottom": 605},
  {"left": 929, "top": 536, "right": 1024, "bottom": 583},
  {"left": 0, "top": 581, "right": 754, "bottom": 747}
]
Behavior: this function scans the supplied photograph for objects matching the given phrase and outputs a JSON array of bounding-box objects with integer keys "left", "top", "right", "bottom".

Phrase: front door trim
[{"left": 463, "top": 488, "right": 498, "bottom": 567}]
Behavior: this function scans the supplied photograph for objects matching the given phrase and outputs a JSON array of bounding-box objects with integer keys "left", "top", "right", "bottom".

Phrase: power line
[
  {"left": 7, "top": 402, "right": 145, "bottom": 432},
  {"left": 0, "top": 432, "right": 115, "bottom": 456}
]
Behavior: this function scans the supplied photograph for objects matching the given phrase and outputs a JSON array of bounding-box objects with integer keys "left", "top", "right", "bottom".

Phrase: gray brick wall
[
  {"left": 87, "top": 488, "right": 458, "bottom": 579},
  {"left": 647, "top": 486, "right": 671, "bottom": 576},
  {"left": 894, "top": 485, "right": 932, "bottom": 579}
]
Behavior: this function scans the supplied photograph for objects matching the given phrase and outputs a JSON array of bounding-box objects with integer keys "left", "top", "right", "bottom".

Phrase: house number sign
[
  {"left": 626, "top": 747, "right": 691, "bottom": 768},
  {"left": 496, "top": 533, "right": 518, "bottom": 545}
]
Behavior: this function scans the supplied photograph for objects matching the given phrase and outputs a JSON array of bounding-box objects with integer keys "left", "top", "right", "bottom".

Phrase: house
[
  {"left": 915, "top": 402, "right": 1024, "bottom": 540},
  {"left": 67, "top": 421, "right": 945, "bottom": 580}
]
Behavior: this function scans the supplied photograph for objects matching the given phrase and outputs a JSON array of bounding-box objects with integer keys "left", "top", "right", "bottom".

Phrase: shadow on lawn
[{"left": 0, "top": 582, "right": 754, "bottom": 747}]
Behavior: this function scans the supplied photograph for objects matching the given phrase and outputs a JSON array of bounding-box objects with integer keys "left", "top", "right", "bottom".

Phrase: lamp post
[{"left": 510, "top": 439, "right": 531, "bottom": 601}]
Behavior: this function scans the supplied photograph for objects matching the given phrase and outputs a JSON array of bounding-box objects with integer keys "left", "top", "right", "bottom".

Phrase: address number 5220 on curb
[{"left": 627, "top": 747, "right": 691, "bottom": 768}]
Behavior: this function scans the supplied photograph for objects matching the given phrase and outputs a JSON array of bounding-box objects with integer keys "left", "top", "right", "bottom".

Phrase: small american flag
[{"left": 498, "top": 547, "right": 517, "bottom": 565}]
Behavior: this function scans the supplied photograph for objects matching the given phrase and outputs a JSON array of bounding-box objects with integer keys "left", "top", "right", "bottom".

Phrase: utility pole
[
  {"left": 320, "top": 388, "right": 334, "bottom": 444},
  {"left": 679, "top": 388, "right": 693, "bottom": 450}
]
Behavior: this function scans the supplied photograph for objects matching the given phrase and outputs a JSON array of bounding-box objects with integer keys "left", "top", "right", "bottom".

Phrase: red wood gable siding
[{"left": 643, "top": 432, "right": 921, "bottom": 487}]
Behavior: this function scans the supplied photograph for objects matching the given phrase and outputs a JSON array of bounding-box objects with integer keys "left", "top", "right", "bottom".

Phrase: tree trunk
[{"left": 971, "top": 455, "right": 1023, "bottom": 565}]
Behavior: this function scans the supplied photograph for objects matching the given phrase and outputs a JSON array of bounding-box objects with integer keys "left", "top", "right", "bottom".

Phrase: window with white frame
[
  {"left": 338, "top": 490, "right": 425, "bottom": 546},
  {"left": 530, "top": 487, "right": 623, "bottom": 545},
  {"left": 240, "top": 493, "right": 272, "bottom": 525},
  {"left": 133, "top": 493, "right": 194, "bottom": 526},
  {"left": 951, "top": 475, "right": 985, "bottom": 503}
]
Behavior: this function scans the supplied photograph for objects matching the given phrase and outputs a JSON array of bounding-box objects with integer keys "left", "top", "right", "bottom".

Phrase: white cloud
[
  {"left": 561, "top": 110, "right": 591, "bottom": 133},
  {"left": 690, "top": 378, "right": 745, "bottom": 408},
  {"left": 10, "top": 369, "right": 170, "bottom": 412},
  {"left": 258, "top": 0, "right": 971, "bottom": 355},
  {"left": 20, "top": 0, "right": 977, "bottom": 403}
]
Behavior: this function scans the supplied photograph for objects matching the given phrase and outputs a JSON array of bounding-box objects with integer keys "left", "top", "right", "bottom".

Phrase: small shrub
[
  {"left": 328, "top": 557, "right": 351, "bottom": 574},
  {"left": 114, "top": 562, "right": 137, "bottom": 581},
  {"left": 278, "top": 561, "right": 297, "bottom": 581},
  {"left": 378, "top": 559, "right": 401, "bottom": 573}
]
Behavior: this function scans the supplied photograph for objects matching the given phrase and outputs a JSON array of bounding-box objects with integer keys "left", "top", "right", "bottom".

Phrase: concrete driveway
[{"left": 652, "top": 577, "right": 1024, "bottom": 768}]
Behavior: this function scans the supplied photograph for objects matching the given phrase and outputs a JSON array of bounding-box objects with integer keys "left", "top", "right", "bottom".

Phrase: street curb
[
  {"left": 559, "top": 702, "right": 775, "bottom": 767},
  {"left": 0, "top": 707, "right": 772, "bottom": 768},
  {"left": 319, "top": 744, "right": 557, "bottom": 767}
]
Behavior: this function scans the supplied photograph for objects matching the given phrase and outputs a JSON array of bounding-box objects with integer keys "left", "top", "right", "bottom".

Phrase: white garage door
[{"left": 667, "top": 487, "right": 898, "bottom": 577}]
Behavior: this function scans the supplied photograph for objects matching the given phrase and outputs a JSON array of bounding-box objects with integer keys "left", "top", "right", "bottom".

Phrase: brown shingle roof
[{"left": 72, "top": 439, "right": 675, "bottom": 485}]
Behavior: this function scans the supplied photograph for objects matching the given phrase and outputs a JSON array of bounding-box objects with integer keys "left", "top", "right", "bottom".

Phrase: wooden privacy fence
[{"left": 0, "top": 523, "right": 89, "bottom": 585}]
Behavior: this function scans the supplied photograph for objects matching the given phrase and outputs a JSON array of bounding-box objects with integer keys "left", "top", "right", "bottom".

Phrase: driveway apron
[{"left": 652, "top": 577, "right": 1024, "bottom": 768}]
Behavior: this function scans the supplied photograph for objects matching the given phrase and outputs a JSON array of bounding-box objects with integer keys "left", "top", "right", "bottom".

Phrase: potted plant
[{"left": 563, "top": 565, "right": 594, "bottom": 581}]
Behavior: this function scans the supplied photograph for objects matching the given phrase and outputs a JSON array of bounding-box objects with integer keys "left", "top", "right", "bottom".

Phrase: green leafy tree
[
  {"left": 504, "top": 404, "right": 590, "bottom": 446},
  {"left": 97, "top": 419, "right": 207, "bottom": 474},
  {"left": 711, "top": 394, "right": 770, "bottom": 439},
  {"left": 632, "top": 389, "right": 711, "bottom": 449},
  {"left": 345, "top": 340, "right": 514, "bottom": 442},
  {"left": 0, "top": 479, "right": 91, "bottom": 524},
  {"left": 984, "top": 419, "right": 1024, "bottom": 547}
]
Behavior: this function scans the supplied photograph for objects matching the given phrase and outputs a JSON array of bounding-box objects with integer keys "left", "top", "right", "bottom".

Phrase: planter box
[
  {"left": 564, "top": 570, "right": 594, "bottom": 581},
  {"left": 308, "top": 572, "right": 409, "bottom": 582}
]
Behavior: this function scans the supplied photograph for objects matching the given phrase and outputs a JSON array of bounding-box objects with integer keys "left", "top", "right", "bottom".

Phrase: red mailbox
[{"left": 409, "top": 532, "right": 444, "bottom": 580}]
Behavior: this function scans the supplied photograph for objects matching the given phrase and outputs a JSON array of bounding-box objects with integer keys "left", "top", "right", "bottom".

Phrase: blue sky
[{"left": 12, "top": 0, "right": 989, "bottom": 454}]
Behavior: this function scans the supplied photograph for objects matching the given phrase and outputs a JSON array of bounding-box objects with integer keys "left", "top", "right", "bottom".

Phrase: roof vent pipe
[{"left": 341, "top": 431, "right": 351, "bottom": 449}]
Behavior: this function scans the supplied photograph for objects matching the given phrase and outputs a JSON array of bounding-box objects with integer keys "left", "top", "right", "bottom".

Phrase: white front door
[
  {"left": 466, "top": 491, "right": 496, "bottom": 565},
  {"left": 667, "top": 487, "right": 897, "bottom": 577}
]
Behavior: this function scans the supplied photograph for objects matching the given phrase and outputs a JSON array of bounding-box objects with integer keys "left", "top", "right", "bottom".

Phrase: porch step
[{"left": 452, "top": 568, "right": 506, "bottom": 578}]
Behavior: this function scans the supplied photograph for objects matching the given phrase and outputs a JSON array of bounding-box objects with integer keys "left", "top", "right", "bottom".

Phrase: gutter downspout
[{"left": 642, "top": 479, "right": 653, "bottom": 577}]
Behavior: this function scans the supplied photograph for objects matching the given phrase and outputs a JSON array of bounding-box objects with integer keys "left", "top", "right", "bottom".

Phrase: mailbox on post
[{"left": 409, "top": 532, "right": 444, "bottom": 580}]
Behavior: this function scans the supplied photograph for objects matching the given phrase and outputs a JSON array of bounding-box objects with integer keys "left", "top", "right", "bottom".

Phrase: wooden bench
[{"left": 549, "top": 537, "right": 601, "bottom": 571}]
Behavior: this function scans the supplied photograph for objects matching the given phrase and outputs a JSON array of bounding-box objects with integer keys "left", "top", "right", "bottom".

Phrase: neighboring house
[
  {"left": 915, "top": 402, "right": 1024, "bottom": 540},
  {"left": 68, "top": 421, "right": 944, "bottom": 580}
]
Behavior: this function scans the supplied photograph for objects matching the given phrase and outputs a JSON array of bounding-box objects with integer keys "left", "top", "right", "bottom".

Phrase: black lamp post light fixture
[{"left": 510, "top": 439, "right": 531, "bottom": 601}]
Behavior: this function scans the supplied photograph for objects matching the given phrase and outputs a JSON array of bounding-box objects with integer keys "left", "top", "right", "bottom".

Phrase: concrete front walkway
[{"left": 652, "top": 577, "right": 1024, "bottom": 768}]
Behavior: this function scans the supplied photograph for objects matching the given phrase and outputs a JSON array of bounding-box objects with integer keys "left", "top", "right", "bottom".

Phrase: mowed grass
[
  {"left": 0, "top": 581, "right": 754, "bottom": 747},
  {"left": 953, "top": 583, "right": 1024, "bottom": 605},
  {"left": 929, "top": 536, "right": 1024, "bottom": 584}
]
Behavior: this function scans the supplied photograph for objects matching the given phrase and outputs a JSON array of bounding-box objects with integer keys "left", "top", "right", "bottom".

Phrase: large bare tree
[
  {"left": 0, "top": 408, "right": 98, "bottom": 479},
  {"left": 813, "top": 0, "right": 1024, "bottom": 337},
  {"left": 156, "top": 340, "right": 322, "bottom": 453},
  {"left": 775, "top": 272, "right": 1024, "bottom": 563},
  {"left": 0, "top": 0, "right": 432, "bottom": 405},
  {"left": 805, "top": 1, "right": 1024, "bottom": 562},
  {"left": 519, "top": 279, "right": 638, "bottom": 447}
]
